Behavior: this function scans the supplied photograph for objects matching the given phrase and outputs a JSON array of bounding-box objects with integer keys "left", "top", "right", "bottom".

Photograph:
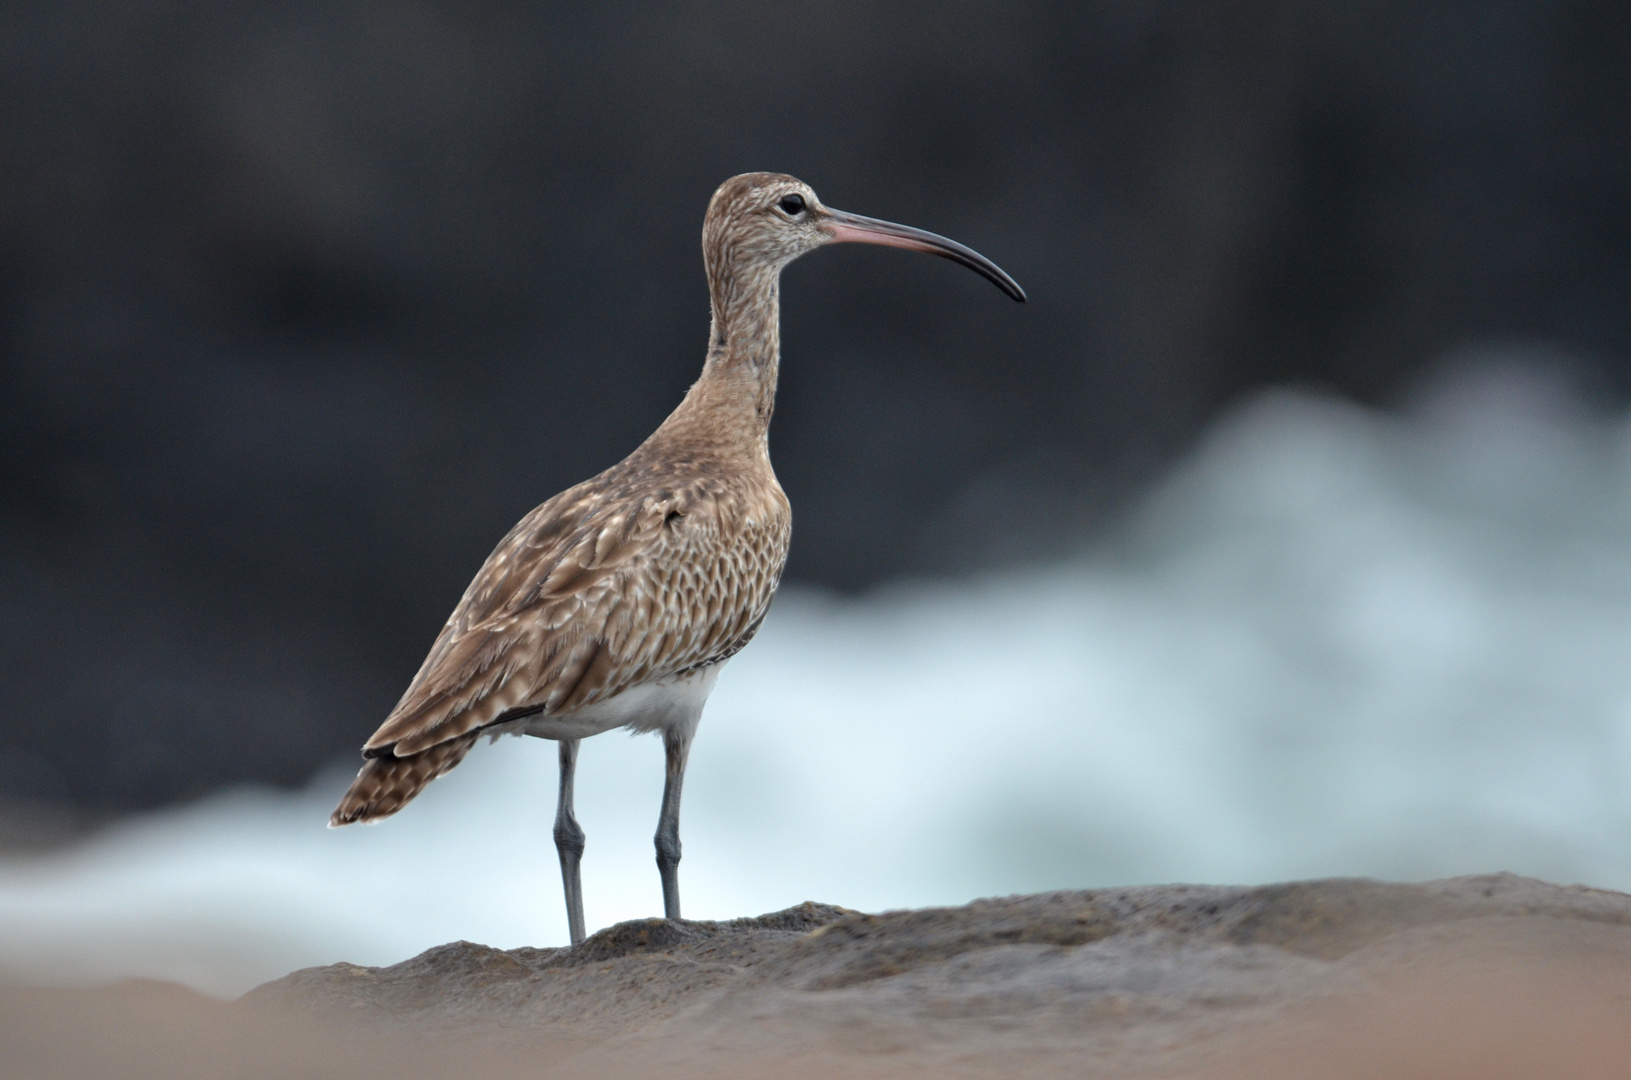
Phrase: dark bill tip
[{"left": 824, "top": 209, "right": 1027, "bottom": 303}]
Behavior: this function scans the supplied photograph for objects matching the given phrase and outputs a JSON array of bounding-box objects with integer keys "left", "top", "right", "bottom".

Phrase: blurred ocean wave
[{"left": 3, "top": 355, "right": 1630, "bottom": 997}]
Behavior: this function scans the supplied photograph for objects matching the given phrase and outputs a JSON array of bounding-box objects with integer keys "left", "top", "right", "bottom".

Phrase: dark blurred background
[{"left": 0, "top": 0, "right": 1627, "bottom": 817}]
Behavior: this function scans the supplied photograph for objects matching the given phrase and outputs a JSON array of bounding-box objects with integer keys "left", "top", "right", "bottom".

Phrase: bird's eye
[{"left": 777, "top": 194, "right": 806, "bottom": 216}]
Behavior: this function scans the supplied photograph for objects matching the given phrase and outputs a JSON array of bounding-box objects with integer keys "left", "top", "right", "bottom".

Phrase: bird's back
[{"left": 331, "top": 426, "right": 790, "bottom": 825}]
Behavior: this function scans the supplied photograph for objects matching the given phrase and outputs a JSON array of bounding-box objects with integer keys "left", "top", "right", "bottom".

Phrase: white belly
[{"left": 511, "top": 662, "right": 726, "bottom": 742}]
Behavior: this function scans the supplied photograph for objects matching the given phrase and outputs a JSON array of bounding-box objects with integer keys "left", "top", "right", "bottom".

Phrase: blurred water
[{"left": 3, "top": 357, "right": 1630, "bottom": 997}]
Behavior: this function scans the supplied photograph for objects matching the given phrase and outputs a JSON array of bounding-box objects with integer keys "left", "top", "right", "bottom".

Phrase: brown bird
[{"left": 330, "top": 172, "right": 1024, "bottom": 945}]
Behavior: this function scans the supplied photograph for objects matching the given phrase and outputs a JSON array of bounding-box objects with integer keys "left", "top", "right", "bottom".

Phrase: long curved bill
[{"left": 823, "top": 208, "right": 1027, "bottom": 302}]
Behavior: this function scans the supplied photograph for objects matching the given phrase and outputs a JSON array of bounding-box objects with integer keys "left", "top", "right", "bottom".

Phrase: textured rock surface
[
  {"left": 234, "top": 873, "right": 1631, "bottom": 1077},
  {"left": 5, "top": 874, "right": 1631, "bottom": 1078}
]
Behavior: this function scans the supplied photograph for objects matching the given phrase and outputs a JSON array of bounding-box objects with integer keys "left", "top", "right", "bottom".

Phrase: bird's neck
[{"left": 655, "top": 262, "right": 783, "bottom": 458}]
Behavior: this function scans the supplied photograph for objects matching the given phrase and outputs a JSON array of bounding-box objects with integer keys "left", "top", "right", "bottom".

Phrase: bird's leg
[
  {"left": 654, "top": 724, "right": 692, "bottom": 921},
  {"left": 553, "top": 737, "right": 587, "bottom": 946}
]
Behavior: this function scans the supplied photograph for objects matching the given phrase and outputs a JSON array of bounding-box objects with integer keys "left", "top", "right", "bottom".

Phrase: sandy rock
[{"left": 236, "top": 873, "right": 1631, "bottom": 1077}]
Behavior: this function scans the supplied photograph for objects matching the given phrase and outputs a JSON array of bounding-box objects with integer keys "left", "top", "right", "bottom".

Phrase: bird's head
[{"left": 703, "top": 172, "right": 1025, "bottom": 304}]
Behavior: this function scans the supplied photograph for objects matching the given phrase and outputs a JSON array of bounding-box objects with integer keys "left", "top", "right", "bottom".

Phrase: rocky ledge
[{"left": 236, "top": 873, "right": 1631, "bottom": 1078}]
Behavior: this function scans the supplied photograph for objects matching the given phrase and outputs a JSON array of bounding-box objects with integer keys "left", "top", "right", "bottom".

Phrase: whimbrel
[{"left": 330, "top": 173, "right": 1024, "bottom": 945}]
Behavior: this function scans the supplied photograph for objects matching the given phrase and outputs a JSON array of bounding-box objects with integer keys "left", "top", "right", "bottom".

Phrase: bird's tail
[{"left": 329, "top": 732, "right": 480, "bottom": 827}]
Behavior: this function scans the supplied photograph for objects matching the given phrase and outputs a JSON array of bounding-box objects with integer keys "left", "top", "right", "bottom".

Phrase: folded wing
[{"left": 330, "top": 472, "right": 788, "bottom": 826}]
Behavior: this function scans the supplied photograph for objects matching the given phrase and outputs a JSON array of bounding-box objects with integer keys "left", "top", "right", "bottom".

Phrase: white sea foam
[{"left": 4, "top": 355, "right": 1631, "bottom": 997}]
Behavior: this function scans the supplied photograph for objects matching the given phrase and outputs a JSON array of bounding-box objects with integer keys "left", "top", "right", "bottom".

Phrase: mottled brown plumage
[{"left": 330, "top": 172, "right": 1022, "bottom": 944}]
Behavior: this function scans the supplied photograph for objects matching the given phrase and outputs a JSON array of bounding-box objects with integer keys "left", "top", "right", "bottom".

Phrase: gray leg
[
  {"left": 553, "top": 738, "right": 587, "bottom": 946},
  {"left": 654, "top": 725, "right": 692, "bottom": 921}
]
